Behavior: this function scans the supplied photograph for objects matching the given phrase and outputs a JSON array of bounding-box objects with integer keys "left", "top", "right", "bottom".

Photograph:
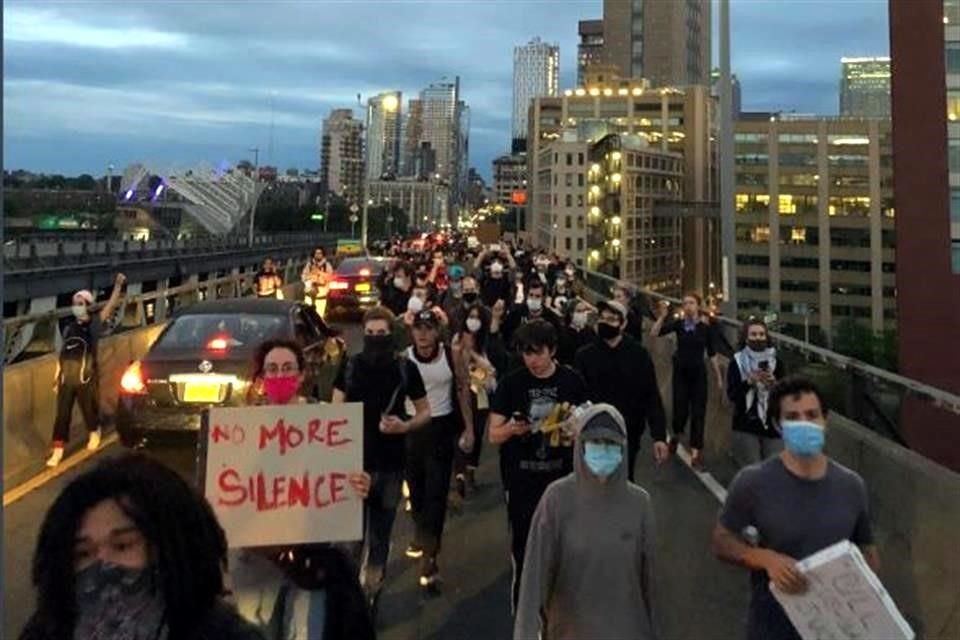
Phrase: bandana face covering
[{"left": 74, "top": 561, "right": 167, "bottom": 640}]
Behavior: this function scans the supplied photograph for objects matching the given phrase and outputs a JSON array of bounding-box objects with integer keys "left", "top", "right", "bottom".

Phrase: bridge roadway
[{"left": 3, "top": 322, "right": 749, "bottom": 640}]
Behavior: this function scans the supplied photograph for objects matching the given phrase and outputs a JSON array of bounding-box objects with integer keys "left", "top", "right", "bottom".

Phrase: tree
[
  {"left": 832, "top": 318, "right": 898, "bottom": 372},
  {"left": 76, "top": 174, "right": 97, "bottom": 190}
]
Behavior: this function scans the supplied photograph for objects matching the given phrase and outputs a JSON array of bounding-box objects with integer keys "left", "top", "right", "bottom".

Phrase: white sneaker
[
  {"left": 46, "top": 447, "right": 64, "bottom": 468},
  {"left": 87, "top": 428, "right": 102, "bottom": 451}
]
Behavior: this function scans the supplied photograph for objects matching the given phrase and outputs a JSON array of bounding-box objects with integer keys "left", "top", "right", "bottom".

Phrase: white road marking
[
  {"left": 3, "top": 434, "right": 118, "bottom": 507},
  {"left": 675, "top": 446, "right": 728, "bottom": 504}
]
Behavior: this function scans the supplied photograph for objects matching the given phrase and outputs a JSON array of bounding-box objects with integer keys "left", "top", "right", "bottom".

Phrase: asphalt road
[{"left": 4, "top": 320, "right": 750, "bottom": 639}]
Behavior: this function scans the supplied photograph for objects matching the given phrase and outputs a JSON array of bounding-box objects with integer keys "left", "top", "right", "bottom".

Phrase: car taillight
[
  {"left": 329, "top": 280, "right": 349, "bottom": 290},
  {"left": 359, "top": 268, "right": 371, "bottom": 277},
  {"left": 121, "top": 361, "right": 147, "bottom": 395},
  {"left": 207, "top": 335, "right": 230, "bottom": 352}
]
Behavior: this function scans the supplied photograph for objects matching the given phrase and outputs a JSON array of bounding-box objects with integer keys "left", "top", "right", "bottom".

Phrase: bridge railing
[
  {"left": 577, "top": 268, "right": 960, "bottom": 449},
  {"left": 3, "top": 256, "right": 310, "bottom": 364}
]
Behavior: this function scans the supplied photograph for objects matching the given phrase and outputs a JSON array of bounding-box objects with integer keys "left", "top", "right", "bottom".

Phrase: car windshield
[
  {"left": 337, "top": 258, "right": 384, "bottom": 276},
  {"left": 154, "top": 313, "right": 287, "bottom": 351}
]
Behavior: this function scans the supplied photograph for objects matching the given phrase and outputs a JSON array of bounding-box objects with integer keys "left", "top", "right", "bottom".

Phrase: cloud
[{"left": 4, "top": 0, "right": 889, "bottom": 182}]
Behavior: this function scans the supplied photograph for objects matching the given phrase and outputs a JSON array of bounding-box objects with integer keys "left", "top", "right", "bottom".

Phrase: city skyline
[{"left": 4, "top": 0, "right": 888, "bottom": 182}]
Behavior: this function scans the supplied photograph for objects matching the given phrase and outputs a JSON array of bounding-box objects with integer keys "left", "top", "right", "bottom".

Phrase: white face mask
[
  {"left": 565, "top": 267, "right": 575, "bottom": 277},
  {"left": 490, "top": 263, "right": 504, "bottom": 276},
  {"left": 466, "top": 317, "right": 482, "bottom": 333},
  {"left": 527, "top": 297, "right": 543, "bottom": 313},
  {"left": 572, "top": 311, "right": 589, "bottom": 329},
  {"left": 394, "top": 276, "right": 407, "bottom": 290},
  {"left": 555, "top": 278, "right": 567, "bottom": 288},
  {"left": 72, "top": 304, "right": 89, "bottom": 320},
  {"left": 407, "top": 296, "right": 424, "bottom": 314}
]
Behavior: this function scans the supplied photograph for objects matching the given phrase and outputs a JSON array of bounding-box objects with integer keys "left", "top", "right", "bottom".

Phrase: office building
[
  {"left": 602, "top": 0, "right": 710, "bottom": 87},
  {"left": 493, "top": 153, "right": 528, "bottom": 230},
  {"left": 711, "top": 68, "right": 742, "bottom": 117},
  {"left": 886, "top": 0, "right": 960, "bottom": 468},
  {"left": 401, "top": 99, "right": 423, "bottom": 177},
  {"left": 410, "top": 78, "right": 470, "bottom": 217},
  {"left": 578, "top": 20, "right": 604, "bottom": 86},
  {"left": 319, "top": 108, "right": 364, "bottom": 204},
  {"left": 840, "top": 57, "right": 892, "bottom": 117},
  {"left": 367, "top": 178, "right": 449, "bottom": 230},
  {"left": 733, "top": 114, "right": 894, "bottom": 342},
  {"left": 528, "top": 67, "right": 718, "bottom": 293},
  {"left": 513, "top": 38, "right": 560, "bottom": 154},
  {"left": 366, "top": 91, "right": 402, "bottom": 180}
]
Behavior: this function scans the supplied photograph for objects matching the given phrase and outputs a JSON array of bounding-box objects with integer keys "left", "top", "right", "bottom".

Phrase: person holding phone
[
  {"left": 488, "top": 320, "right": 587, "bottom": 614},
  {"left": 332, "top": 306, "right": 431, "bottom": 612},
  {"left": 727, "top": 319, "right": 785, "bottom": 467}
]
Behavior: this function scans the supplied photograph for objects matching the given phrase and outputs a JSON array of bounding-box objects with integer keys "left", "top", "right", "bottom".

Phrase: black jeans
[
  {"left": 672, "top": 364, "right": 708, "bottom": 450},
  {"left": 405, "top": 414, "right": 458, "bottom": 559},
  {"left": 454, "top": 407, "right": 488, "bottom": 476},
  {"left": 349, "top": 470, "right": 403, "bottom": 589},
  {"left": 505, "top": 480, "right": 552, "bottom": 614},
  {"left": 52, "top": 376, "right": 100, "bottom": 444}
]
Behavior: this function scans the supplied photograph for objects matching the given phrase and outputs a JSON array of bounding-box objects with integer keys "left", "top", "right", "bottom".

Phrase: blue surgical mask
[
  {"left": 583, "top": 442, "right": 623, "bottom": 477},
  {"left": 781, "top": 420, "right": 825, "bottom": 457}
]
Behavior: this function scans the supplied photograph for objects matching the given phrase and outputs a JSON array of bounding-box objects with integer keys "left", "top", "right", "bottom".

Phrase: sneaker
[
  {"left": 405, "top": 543, "right": 424, "bottom": 559},
  {"left": 454, "top": 473, "right": 466, "bottom": 499},
  {"left": 465, "top": 467, "right": 477, "bottom": 492},
  {"left": 691, "top": 450, "right": 706, "bottom": 472},
  {"left": 87, "top": 428, "right": 102, "bottom": 451},
  {"left": 46, "top": 447, "right": 64, "bottom": 468},
  {"left": 419, "top": 557, "right": 440, "bottom": 593},
  {"left": 404, "top": 499, "right": 412, "bottom": 513}
]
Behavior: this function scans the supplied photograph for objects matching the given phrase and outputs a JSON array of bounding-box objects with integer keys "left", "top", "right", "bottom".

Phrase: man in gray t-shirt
[{"left": 712, "top": 377, "right": 879, "bottom": 640}]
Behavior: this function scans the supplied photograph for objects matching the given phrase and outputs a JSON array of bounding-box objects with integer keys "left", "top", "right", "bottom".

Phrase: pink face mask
[{"left": 263, "top": 376, "right": 300, "bottom": 405}]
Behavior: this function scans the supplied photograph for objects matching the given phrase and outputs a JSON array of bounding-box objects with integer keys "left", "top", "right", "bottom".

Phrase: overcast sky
[{"left": 3, "top": 0, "right": 889, "bottom": 182}]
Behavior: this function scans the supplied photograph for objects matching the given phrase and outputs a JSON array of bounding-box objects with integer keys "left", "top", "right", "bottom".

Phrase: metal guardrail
[
  {"left": 3, "top": 257, "right": 310, "bottom": 364},
  {"left": 577, "top": 268, "right": 960, "bottom": 432}
]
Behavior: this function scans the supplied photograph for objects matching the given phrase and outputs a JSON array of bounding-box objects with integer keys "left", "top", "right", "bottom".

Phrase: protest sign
[
  {"left": 201, "top": 402, "right": 364, "bottom": 548},
  {"left": 772, "top": 540, "right": 914, "bottom": 640}
]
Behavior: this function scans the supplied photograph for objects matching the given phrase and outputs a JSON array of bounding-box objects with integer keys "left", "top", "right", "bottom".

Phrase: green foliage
[{"left": 832, "top": 318, "right": 898, "bottom": 372}]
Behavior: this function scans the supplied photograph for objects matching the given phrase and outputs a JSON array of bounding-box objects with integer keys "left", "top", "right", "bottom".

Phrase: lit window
[{"left": 790, "top": 227, "right": 807, "bottom": 243}]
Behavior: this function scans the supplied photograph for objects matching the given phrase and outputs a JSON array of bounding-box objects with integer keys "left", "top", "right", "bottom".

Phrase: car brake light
[
  {"left": 121, "top": 361, "right": 147, "bottom": 395},
  {"left": 207, "top": 335, "right": 230, "bottom": 352},
  {"left": 329, "top": 280, "right": 349, "bottom": 290}
]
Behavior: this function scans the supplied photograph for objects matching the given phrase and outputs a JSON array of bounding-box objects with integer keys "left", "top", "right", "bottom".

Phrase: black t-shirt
[
  {"left": 380, "top": 284, "right": 411, "bottom": 317},
  {"left": 59, "top": 316, "right": 103, "bottom": 382},
  {"left": 659, "top": 316, "right": 716, "bottom": 369},
  {"left": 333, "top": 355, "right": 427, "bottom": 472},
  {"left": 490, "top": 365, "right": 587, "bottom": 493}
]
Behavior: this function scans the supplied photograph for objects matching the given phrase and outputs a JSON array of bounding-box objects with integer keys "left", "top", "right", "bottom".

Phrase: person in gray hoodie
[{"left": 513, "top": 403, "right": 659, "bottom": 640}]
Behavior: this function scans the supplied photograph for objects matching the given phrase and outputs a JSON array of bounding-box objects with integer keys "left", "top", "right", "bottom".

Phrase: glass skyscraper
[{"left": 512, "top": 37, "right": 559, "bottom": 152}]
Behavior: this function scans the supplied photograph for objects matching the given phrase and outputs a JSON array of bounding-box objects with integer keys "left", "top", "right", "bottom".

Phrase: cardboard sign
[
  {"left": 476, "top": 222, "right": 500, "bottom": 245},
  {"left": 201, "top": 403, "right": 364, "bottom": 549},
  {"left": 772, "top": 540, "right": 915, "bottom": 640}
]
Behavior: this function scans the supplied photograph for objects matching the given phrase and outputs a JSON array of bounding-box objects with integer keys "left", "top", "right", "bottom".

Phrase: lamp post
[
  {"left": 719, "top": 0, "right": 737, "bottom": 316},
  {"left": 247, "top": 147, "right": 260, "bottom": 247}
]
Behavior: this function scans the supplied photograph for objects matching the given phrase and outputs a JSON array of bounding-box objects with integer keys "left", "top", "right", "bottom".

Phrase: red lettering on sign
[
  {"left": 314, "top": 475, "right": 329, "bottom": 508},
  {"left": 217, "top": 468, "right": 245, "bottom": 506},
  {"left": 286, "top": 423, "right": 304, "bottom": 449},
  {"left": 272, "top": 475, "right": 288, "bottom": 508},
  {"left": 288, "top": 473, "right": 310, "bottom": 507},
  {"left": 326, "top": 420, "right": 351, "bottom": 447},
  {"left": 212, "top": 424, "right": 231, "bottom": 444},
  {"left": 330, "top": 472, "right": 347, "bottom": 504},
  {"left": 259, "top": 420, "right": 286, "bottom": 454}
]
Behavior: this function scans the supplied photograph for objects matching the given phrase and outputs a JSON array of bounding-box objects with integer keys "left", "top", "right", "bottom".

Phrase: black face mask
[
  {"left": 747, "top": 339, "right": 768, "bottom": 352},
  {"left": 597, "top": 322, "right": 621, "bottom": 341},
  {"left": 462, "top": 292, "right": 479, "bottom": 304},
  {"left": 362, "top": 334, "right": 394, "bottom": 364}
]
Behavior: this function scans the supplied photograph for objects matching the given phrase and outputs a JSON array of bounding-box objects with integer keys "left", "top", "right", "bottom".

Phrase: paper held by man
[{"left": 772, "top": 540, "right": 914, "bottom": 640}]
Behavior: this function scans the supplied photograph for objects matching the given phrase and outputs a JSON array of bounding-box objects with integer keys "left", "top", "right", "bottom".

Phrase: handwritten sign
[
  {"left": 772, "top": 541, "right": 915, "bottom": 640},
  {"left": 202, "top": 403, "right": 364, "bottom": 548}
]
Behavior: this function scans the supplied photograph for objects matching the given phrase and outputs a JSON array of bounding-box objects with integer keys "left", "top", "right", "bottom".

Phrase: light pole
[
  {"left": 350, "top": 203, "right": 360, "bottom": 238},
  {"left": 247, "top": 147, "right": 260, "bottom": 247},
  {"left": 719, "top": 0, "right": 737, "bottom": 316}
]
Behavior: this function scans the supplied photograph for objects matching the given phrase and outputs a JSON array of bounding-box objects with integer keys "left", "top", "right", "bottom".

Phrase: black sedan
[
  {"left": 116, "top": 299, "right": 344, "bottom": 468},
  {"left": 326, "top": 256, "right": 394, "bottom": 318}
]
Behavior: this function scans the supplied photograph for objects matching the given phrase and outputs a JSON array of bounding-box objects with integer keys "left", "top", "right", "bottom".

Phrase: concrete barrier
[{"left": 644, "top": 332, "right": 960, "bottom": 640}]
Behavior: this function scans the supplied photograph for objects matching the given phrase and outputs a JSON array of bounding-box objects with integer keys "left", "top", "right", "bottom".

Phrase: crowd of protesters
[{"left": 26, "top": 231, "right": 881, "bottom": 640}]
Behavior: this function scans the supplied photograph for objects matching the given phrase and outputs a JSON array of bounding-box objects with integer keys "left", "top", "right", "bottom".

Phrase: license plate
[
  {"left": 183, "top": 382, "right": 221, "bottom": 403},
  {"left": 355, "top": 283, "right": 371, "bottom": 293}
]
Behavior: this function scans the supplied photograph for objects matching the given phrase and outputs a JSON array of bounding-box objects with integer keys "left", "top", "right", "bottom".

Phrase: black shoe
[
  {"left": 367, "top": 588, "right": 382, "bottom": 620},
  {"left": 668, "top": 438, "right": 679, "bottom": 455},
  {"left": 405, "top": 543, "right": 424, "bottom": 559},
  {"left": 465, "top": 467, "right": 477, "bottom": 492},
  {"left": 419, "top": 557, "right": 440, "bottom": 593}
]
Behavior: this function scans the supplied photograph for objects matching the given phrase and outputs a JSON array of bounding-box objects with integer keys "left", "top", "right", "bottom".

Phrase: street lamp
[{"left": 350, "top": 203, "right": 360, "bottom": 238}]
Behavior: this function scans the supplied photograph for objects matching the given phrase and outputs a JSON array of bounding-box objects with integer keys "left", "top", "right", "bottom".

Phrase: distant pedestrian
[
  {"left": 20, "top": 454, "right": 264, "bottom": 640},
  {"left": 727, "top": 319, "right": 785, "bottom": 467},
  {"left": 649, "top": 294, "right": 723, "bottom": 470},
  {"left": 514, "top": 404, "right": 659, "bottom": 640},
  {"left": 712, "top": 377, "right": 880, "bottom": 640},
  {"left": 47, "top": 273, "right": 126, "bottom": 468},
  {"left": 254, "top": 257, "right": 284, "bottom": 299}
]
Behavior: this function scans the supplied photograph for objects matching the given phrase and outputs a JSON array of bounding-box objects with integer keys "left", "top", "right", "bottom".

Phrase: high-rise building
[
  {"left": 319, "top": 108, "right": 364, "bottom": 204},
  {"left": 366, "top": 91, "right": 402, "bottom": 181},
  {"left": 711, "top": 68, "right": 742, "bottom": 117},
  {"left": 602, "top": 0, "right": 710, "bottom": 87},
  {"left": 733, "top": 114, "right": 894, "bottom": 342},
  {"left": 577, "top": 20, "right": 604, "bottom": 86},
  {"left": 411, "top": 78, "right": 470, "bottom": 220},
  {"left": 886, "top": 0, "right": 960, "bottom": 468},
  {"left": 840, "top": 57, "right": 891, "bottom": 117},
  {"left": 493, "top": 153, "right": 528, "bottom": 231},
  {"left": 401, "top": 99, "right": 423, "bottom": 177},
  {"left": 513, "top": 37, "right": 560, "bottom": 153},
  {"left": 528, "top": 68, "right": 719, "bottom": 293}
]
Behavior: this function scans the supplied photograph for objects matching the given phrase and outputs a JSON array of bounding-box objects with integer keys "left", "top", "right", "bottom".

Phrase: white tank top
[{"left": 406, "top": 345, "right": 454, "bottom": 417}]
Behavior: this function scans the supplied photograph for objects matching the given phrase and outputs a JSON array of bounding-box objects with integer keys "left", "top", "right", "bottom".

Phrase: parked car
[{"left": 116, "top": 299, "right": 344, "bottom": 472}]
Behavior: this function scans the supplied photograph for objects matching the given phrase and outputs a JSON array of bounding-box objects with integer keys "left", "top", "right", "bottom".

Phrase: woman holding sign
[{"left": 229, "top": 339, "right": 375, "bottom": 640}]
